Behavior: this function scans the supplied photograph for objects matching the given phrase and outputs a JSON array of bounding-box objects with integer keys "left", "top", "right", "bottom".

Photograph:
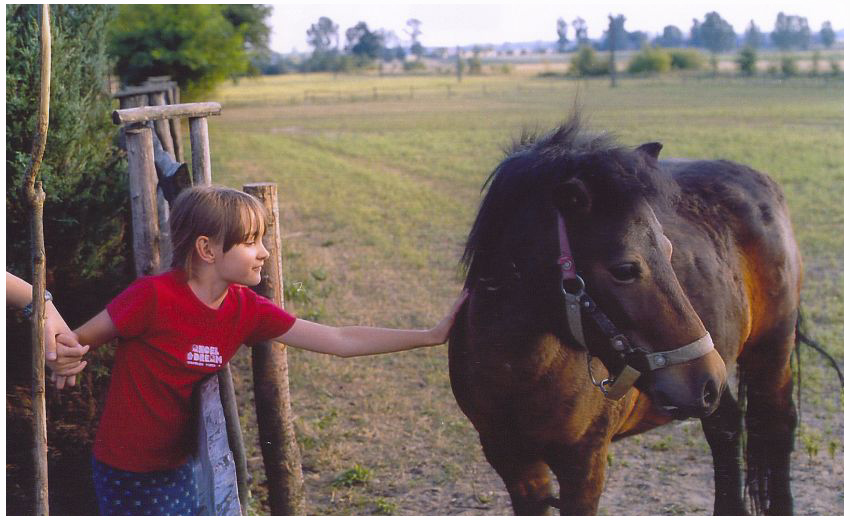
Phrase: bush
[
  {"left": 403, "top": 60, "right": 426, "bottom": 72},
  {"left": 669, "top": 49, "right": 705, "bottom": 70},
  {"left": 467, "top": 55, "right": 483, "bottom": 75},
  {"left": 570, "top": 45, "right": 609, "bottom": 77},
  {"left": 6, "top": 5, "right": 133, "bottom": 334},
  {"left": 627, "top": 46, "right": 672, "bottom": 74},
  {"left": 781, "top": 55, "right": 798, "bottom": 77},
  {"left": 736, "top": 47, "right": 758, "bottom": 76}
]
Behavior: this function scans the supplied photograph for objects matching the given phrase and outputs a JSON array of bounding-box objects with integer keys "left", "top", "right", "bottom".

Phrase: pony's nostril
[{"left": 702, "top": 379, "right": 719, "bottom": 408}]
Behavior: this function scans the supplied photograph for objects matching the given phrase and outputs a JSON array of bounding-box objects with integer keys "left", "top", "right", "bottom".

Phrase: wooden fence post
[
  {"left": 243, "top": 182, "right": 306, "bottom": 515},
  {"left": 189, "top": 117, "right": 212, "bottom": 186},
  {"left": 148, "top": 90, "right": 175, "bottom": 268},
  {"left": 123, "top": 123, "right": 161, "bottom": 277}
]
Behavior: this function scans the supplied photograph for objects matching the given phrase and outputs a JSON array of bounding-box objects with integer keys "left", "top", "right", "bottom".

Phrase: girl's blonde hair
[{"left": 169, "top": 185, "right": 266, "bottom": 275}]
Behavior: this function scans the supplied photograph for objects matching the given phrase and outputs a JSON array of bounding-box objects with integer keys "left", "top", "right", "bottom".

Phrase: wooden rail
[{"left": 112, "top": 102, "right": 221, "bottom": 125}]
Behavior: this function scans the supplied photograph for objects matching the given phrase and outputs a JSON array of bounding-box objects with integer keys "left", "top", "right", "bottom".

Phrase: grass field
[{"left": 208, "top": 71, "right": 842, "bottom": 514}]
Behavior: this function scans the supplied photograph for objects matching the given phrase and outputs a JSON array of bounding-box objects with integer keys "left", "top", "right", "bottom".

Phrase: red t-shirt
[{"left": 93, "top": 270, "right": 296, "bottom": 472}]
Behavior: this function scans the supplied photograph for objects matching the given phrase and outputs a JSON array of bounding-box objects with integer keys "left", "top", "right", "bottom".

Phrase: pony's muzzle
[{"left": 648, "top": 349, "right": 727, "bottom": 418}]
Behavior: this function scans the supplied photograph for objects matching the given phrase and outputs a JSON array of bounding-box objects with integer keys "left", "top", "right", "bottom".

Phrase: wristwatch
[{"left": 22, "top": 290, "right": 53, "bottom": 319}]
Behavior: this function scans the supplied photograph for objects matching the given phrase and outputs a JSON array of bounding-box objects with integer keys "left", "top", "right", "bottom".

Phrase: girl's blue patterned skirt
[{"left": 91, "top": 456, "right": 198, "bottom": 515}]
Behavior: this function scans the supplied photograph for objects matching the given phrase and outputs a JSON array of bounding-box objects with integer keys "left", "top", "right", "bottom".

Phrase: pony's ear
[
  {"left": 554, "top": 178, "right": 591, "bottom": 215},
  {"left": 636, "top": 142, "right": 663, "bottom": 160}
]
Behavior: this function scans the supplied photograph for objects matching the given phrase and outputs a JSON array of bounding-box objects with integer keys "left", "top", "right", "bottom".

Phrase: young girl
[{"left": 57, "top": 185, "right": 466, "bottom": 515}]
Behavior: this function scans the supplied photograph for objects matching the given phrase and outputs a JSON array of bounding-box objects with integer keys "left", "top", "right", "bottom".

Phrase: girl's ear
[{"left": 194, "top": 236, "right": 216, "bottom": 264}]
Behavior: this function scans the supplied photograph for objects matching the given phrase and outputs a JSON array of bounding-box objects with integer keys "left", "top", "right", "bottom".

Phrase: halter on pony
[{"left": 556, "top": 213, "right": 715, "bottom": 400}]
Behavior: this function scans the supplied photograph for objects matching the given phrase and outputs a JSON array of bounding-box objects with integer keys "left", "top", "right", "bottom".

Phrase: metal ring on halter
[
  {"left": 586, "top": 353, "right": 612, "bottom": 393},
  {"left": 561, "top": 274, "right": 586, "bottom": 297}
]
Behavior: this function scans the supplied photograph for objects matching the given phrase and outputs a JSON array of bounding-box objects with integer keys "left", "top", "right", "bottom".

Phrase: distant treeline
[{"left": 256, "top": 11, "right": 841, "bottom": 75}]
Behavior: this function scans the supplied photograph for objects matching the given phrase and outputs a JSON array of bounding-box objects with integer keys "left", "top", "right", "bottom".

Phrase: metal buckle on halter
[
  {"left": 562, "top": 275, "right": 587, "bottom": 347},
  {"left": 587, "top": 354, "right": 641, "bottom": 400}
]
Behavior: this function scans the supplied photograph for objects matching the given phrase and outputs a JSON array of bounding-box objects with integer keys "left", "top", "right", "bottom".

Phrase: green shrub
[
  {"left": 781, "top": 55, "right": 798, "bottom": 77},
  {"left": 403, "top": 60, "right": 426, "bottom": 72},
  {"left": 627, "top": 46, "right": 672, "bottom": 74},
  {"left": 467, "top": 55, "right": 483, "bottom": 75},
  {"left": 6, "top": 5, "right": 133, "bottom": 328},
  {"left": 669, "top": 49, "right": 705, "bottom": 70},
  {"left": 6, "top": 5, "right": 132, "bottom": 386},
  {"left": 736, "top": 47, "right": 758, "bottom": 76},
  {"left": 570, "top": 45, "right": 609, "bottom": 77}
]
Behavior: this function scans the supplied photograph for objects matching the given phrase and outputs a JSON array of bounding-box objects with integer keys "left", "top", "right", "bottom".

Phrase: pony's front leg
[
  {"left": 546, "top": 443, "right": 610, "bottom": 515},
  {"left": 700, "top": 385, "right": 748, "bottom": 515},
  {"left": 479, "top": 435, "right": 554, "bottom": 515}
]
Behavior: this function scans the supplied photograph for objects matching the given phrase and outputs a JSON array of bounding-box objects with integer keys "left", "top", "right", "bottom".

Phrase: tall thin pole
[{"left": 24, "top": 4, "right": 52, "bottom": 515}]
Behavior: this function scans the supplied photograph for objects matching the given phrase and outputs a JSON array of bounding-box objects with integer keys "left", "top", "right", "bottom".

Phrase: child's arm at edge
[
  {"left": 276, "top": 291, "right": 467, "bottom": 358},
  {"left": 72, "top": 309, "right": 120, "bottom": 350}
]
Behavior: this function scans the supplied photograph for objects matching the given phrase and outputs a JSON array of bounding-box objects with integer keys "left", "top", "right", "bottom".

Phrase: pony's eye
[{"left": 609, "top": 263, "right": 640, "bottom": 283}]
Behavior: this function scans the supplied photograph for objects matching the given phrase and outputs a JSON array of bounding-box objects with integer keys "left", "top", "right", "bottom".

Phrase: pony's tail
[{"left": 795, "top": 309, "right": 843, "bottom": 387}]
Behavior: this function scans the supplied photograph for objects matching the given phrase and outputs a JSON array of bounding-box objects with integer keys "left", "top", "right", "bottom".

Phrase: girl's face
[{"left": 212, "top": 216, "right": 269, "bottom": 286}]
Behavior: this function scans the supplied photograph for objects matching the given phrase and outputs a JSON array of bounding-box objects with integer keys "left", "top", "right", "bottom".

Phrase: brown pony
[{"left": 449, "top": 115, "right": 801, "bottom": 515}]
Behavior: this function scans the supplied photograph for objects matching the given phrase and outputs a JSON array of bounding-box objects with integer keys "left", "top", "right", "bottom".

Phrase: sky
[{"left": 268, "top": 1, "right": 846, "bottom": 53}]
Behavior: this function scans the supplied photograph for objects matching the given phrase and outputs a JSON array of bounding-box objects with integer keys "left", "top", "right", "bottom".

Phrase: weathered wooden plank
[
  {"left": 217, "top": 364, "right": 250, "bottom": 512},
  {"left": 112, "top": 102, "right": 221, "bottom": 125},
  {"left": 194, "top": 375, "right": 242, "bottom": 516}
]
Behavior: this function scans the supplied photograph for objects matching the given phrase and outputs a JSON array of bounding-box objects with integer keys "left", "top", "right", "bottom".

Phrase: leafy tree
[
  {"left": 819, "top": 21, "right": 836, "bottom": 49},
  {"left": 698, "top": 12, "right": 735, "bottom": 75},
  {"left": 627, "top": 31, "right": 648, "bottom": 50},
  {"left": 222, "top": 5, "right": 271, "bottom": 54},
  {"left": 736, "top": 46, "right": 758, "bottom": 76},
  {"left": 699, "top": 12, "right": 736, "bottom": 54},
  {"left": 771, "top": 13, "right": 811, "bottom": 51},
  {"left": 688, "top": 18, "right": 702, "bottom": 47},
  {"left": 572, "top": 17, "right": 588, "bottom": 46},
  {"left": 7, "top": 4, "right": 133, "bottom": 335},
  {"left": 556, "top": 18, "right": 569, "bottom": 53},
  {"left": 745, "top": 20, "right": 763, "bottom": 49},
  {"left": 108, "top": 5, "right": 252, "bottom": 99},
  {"left": 467, "top": 46, "right": 483, "bottom": 74},
  {"left": 345, "top": 21, "right": 384, "bottom": 62},
  {"left": 605, "top": 14, "right": 626, "bottom": 87},
  {"left": 406, "top": 18, "right": 424, "bottom": 59},
  {"left": 307, "top": 16, "right": 339, "bottom": 52},
  {"left": 222, "top": 5, "right": 273, "bottom": 77},
  {"left": 654, "top": 25, "right": 684, "bottom": 48}
]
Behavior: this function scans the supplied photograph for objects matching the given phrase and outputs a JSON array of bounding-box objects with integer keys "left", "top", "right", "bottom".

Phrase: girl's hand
[
  {"left": 428, "top": 290, "right": 469, "bottom": 345},
  {"left": 48, "top": 332, "right": 90, "bottom": 389}
]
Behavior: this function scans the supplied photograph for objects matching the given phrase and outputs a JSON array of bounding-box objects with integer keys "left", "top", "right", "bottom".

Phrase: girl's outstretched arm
[
  {"left": 277, "top": 291, "right": 467, "bottom": 358},
  {"left": 73, "top": 309, "right": 120, "bottom": 350}
]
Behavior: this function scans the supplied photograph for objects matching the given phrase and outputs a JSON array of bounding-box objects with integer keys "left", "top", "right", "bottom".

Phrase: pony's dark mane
[{"left": 461, "top": 115, "right": 659, "bottom": 287}]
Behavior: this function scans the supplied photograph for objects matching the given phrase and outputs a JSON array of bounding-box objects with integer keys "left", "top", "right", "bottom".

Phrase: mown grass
[{"left": 209, "top": 72, "right": 842, "bottom": 514}]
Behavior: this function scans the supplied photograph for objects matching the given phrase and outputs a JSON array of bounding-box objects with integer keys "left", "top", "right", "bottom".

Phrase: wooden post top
[{"left": 112, "top": 102, "right": 222, "bottom": 125}]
